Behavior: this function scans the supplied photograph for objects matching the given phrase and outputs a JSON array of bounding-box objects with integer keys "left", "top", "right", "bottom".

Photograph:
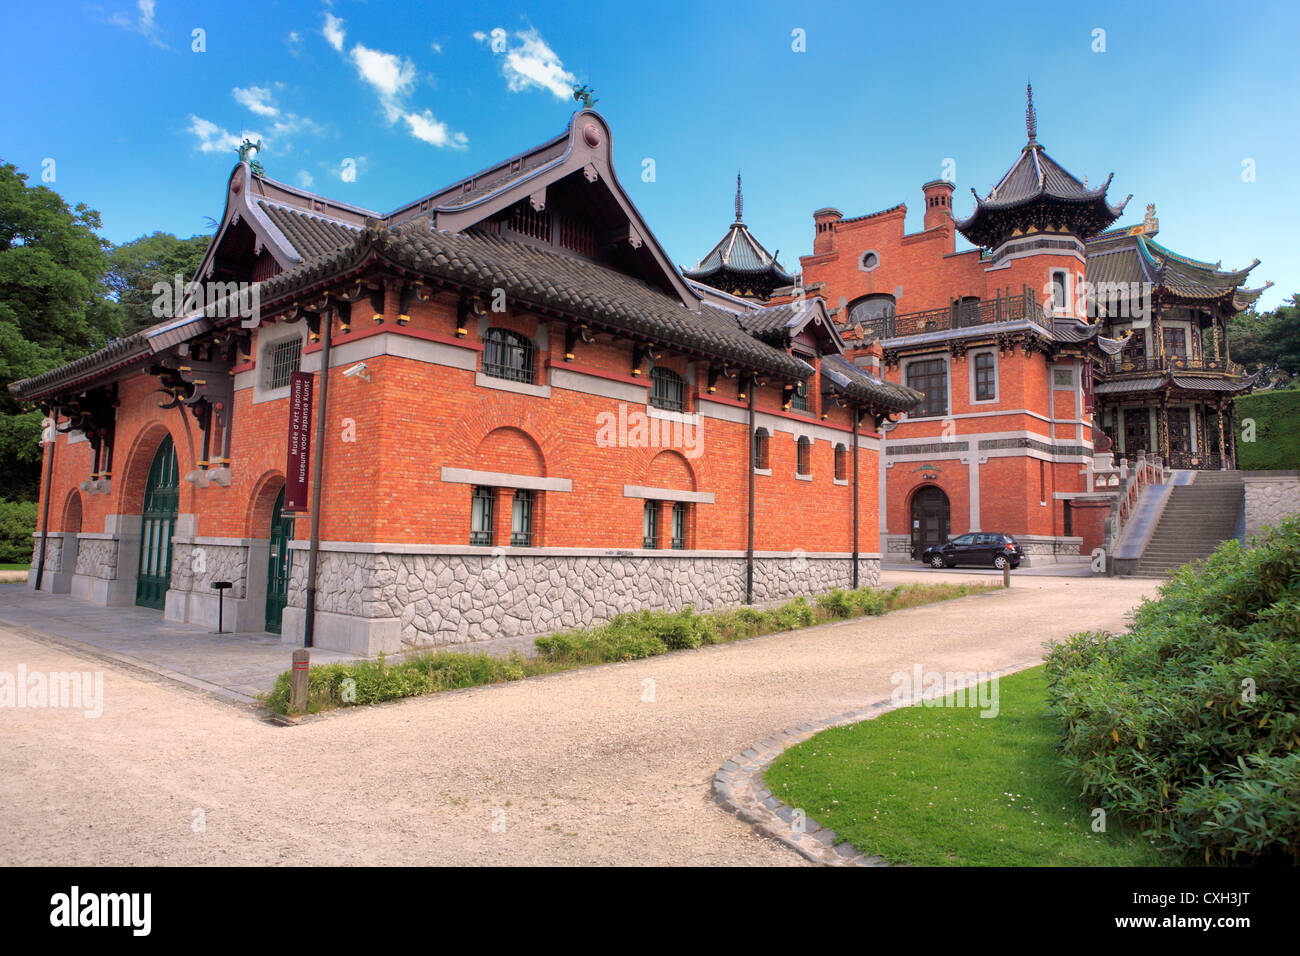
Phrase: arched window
[
  {"left": 649, "top": 366, "right": 685, "bottom": 412},
  {"left": 847, "top": 294, "right": 896, "bottom": 330},
  {"left": 796, "top": 436, "right": 812, "bottom": 476},
  {"left": 482, "top": 328, "right": 535, "bottom": 384},
  {"left": 834, "top": 443, "right": 847, "bottom": 481},
  {"left": 753, "top": 428, "right": 770, "bottom": 470}
]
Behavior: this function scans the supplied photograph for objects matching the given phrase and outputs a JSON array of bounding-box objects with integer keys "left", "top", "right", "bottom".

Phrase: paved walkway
[
  {"left": 0, "top": 584, "right": 356, "bottom": 702},
  {"left": 0, "top": 572, "right": 1159, "bottom": 865}
]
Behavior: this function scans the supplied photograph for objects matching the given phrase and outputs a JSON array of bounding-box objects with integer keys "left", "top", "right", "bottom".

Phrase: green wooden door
[
  {"left": 265, "top": 486, "right": 294, "bottom": 633},
  {"left": 135, "top": 435, "right": 179, "bottom": 610}
]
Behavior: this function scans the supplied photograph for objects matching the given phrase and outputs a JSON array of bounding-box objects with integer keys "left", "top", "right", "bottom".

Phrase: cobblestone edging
[{"left": 711, "top": 658, "right": 1042, "bottom": 866}]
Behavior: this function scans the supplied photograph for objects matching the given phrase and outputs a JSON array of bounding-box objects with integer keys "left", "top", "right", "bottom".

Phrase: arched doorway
[
  {"left": 910, "top": 486, "right": 950, "bottom": 559},
  {"left": 135, "top": 435, "right": 179, "bottom": 609},
  {"left": 265, "top": 486, "right": 294, "bottom": 633}
]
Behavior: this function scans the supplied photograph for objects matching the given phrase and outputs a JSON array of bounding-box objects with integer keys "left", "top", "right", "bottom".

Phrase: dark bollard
[
  {"left": 1003, "top": 563, "right": 1011, "bottom": 588},
  {"left": 212, "top": 581, "right": 233, "bottom": 632}
]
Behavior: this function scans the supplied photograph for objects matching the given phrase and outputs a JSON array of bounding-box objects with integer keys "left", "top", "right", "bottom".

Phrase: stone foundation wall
[
  {"left": 169, "top": 543, "right": 250, "bottom": 598},
  {"left": 1243, "top": 471, "right": 1300, "bottom": 539},
  {"left": 287, "top": 550, "right": 881, "bottom": 650},
  {"left": 29, "top": 536, "right": 63, "bottom": 575},
  {"left": 74, "top": 538, "right": 118, "bottom": 580}
]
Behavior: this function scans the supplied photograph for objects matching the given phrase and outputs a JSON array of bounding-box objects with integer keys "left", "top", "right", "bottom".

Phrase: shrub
[
  {"left": 1045, "top": 514, "right": 1300, "bottom": 863},
  {"left": 817, "top": 588, "right": 854, "bottom": 619},
  {"left": 0, "top": 499, "right": 37, "bottom": 565}
]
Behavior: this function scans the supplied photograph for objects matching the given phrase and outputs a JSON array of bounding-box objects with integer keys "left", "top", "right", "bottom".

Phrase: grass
[
  {"left": 0, "top": 563, "right": 29, "bottom": 571},
  {"left": 264, "top": 581, "right": 999, "bottom": 714},
  {"left": 763, "top": 666, "right": 1170, "bottom": 866},
  {"left": 1235, "top": 389, "right": 1300, "bottom": 470}
]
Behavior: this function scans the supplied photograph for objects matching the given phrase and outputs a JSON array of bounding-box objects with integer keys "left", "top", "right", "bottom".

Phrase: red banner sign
[{"left": 284, "top": 371, "right": 313, "bottom": 512}]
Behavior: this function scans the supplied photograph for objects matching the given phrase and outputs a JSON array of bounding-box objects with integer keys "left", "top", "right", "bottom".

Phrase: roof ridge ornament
[
  {"left": 1025, "top": 82, "right": 1037, "bottom": 143},
  {"left": 735, "top": 172, "right": 743, "bottom": 222}
]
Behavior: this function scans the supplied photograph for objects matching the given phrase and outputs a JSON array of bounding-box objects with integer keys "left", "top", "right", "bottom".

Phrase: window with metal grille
[
  {"left": 790, "top": 379, "right": 810, "bottom": 412},
  {"left": 266, "top": 336, "right": 303, "bottom": 390},
  {"left": 834, "top": 444, "right": 847, "bottom": 481},
  {"left": 974, "top": 352, "right": 996, "bottom": 401},
  {"left": 482, "top": 328, "right": 535, "bottom": 384},
  {"left": 470, "top": 486, "right": 494, "bottom": 546},
  {"left": 642, "top": 501, "right": 658, "bottom": 549},
  {"left": 905, "top": 358, "right": 948, "bottom": 417},
  {"left": 796, "top": 437, "right": 812, "bottom": 476},
  {"left": 671, "top": 502, "right": 686, "bottom": 550},
  {"left": 753, "top": 428, "right": 770, "bottom": 470},
  {"left": 511, "top": 490, "right": 534, "bottom": 547},
  {"left": 649, "top": 366, "right": 685, "bottom": 412}
]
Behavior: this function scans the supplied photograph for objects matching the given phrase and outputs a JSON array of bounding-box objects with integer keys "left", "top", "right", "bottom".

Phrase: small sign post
[{"left": 212, "top": 580, "right": 232, "bottom": 632}]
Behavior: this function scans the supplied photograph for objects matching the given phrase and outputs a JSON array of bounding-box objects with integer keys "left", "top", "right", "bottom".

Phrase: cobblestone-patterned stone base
[
  {"left": 74, "top": 538, "right": 119, "bottom": 580},
  {"left": 285, "top": 550, "right": 882, "bottom": 653},
  {"left": 1243, "top": 472, "right": 1300, "bottom": 539},
  {"left": 170, "top": 543, "right": 250, "bottom": 599},
  {"left": 29, "top": 536, "right": 63, "bottom": 576}
]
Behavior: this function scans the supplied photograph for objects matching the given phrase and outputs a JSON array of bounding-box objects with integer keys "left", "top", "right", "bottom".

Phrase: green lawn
[
  {"left": 1236, "top": 390, "right": 1300, "bottom": 470},
  {"left": 0, "top": 563, "right": 29, "bottom": 571},
  {"left": 764, "top": 666, "right": 1170, "bottom": 866}
]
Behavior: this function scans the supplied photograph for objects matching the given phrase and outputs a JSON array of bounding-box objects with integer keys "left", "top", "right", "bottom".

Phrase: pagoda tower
[{"left": 684, "top": 174, "right": 794, "bottom": 301}]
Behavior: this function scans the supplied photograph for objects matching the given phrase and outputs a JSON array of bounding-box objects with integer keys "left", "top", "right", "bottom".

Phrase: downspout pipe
[
  {"left": 746, "top": 376, "right": 755, "bottom": 605},
  {"left": 303, "top": 308, "right": 333, "bottom": 649},
  {"left": 34, "top": 407, "right": 57, "bottom": 592},
  {"left": 852, "top": 405, "right": 860, "bottom": 589}
]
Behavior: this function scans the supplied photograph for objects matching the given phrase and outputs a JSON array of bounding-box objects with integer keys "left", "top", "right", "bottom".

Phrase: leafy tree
[
  {"left": 105, "top": 231, "right": 209, "bottom": 334},
  {"left": 0, "top": 161, "right": 124, "bottom": 499},
  {"left": 1229, "top": 294, "right": 1300, "bottom": 388}
]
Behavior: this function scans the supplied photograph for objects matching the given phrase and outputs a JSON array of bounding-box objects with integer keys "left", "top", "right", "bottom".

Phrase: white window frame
[
  {"left": 900, "top": 353, "right": 952, "bottom": 421},
  {"left": 1050, "top": 269, "right": 1070, "bottom": 314},
  {"left": 858, "top": 249, "right": 881, "bottom": 273},
  {"left": 969, "top": 348, "right": 998, "bottom": 405},
  {"left": 253, "top": 323, "right": 307, "bottom": 405}
]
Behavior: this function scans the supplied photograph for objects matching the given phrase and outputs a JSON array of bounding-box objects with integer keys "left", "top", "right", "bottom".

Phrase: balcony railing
[
  {"left": 866, "top": 289, "right": 1051, "bottom": 342},
  {"left": 1101, "top": 355, "right": 1246, "bottom": 376}
]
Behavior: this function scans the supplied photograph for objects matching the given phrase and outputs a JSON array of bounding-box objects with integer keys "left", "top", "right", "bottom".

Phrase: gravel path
[{"left": 0, "top": 572, "right": 1158, "bottom": 866}]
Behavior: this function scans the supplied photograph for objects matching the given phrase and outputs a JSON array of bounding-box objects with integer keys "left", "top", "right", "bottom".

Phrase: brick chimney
[
  {"left": 812, "top": 207, "right": 842, "bottom": 256},
  {"left": 922, "top": 180, "right": 955, "bottom": 232}
]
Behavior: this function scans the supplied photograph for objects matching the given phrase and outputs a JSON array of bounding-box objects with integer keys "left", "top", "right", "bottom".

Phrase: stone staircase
[{"left": 1134, "top": 471, "right": 1245, "bottom": 577}]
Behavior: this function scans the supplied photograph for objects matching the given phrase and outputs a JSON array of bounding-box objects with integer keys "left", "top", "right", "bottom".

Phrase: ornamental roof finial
[
  {"left": 1026, "top": 82, "right": 1037, "bottom": 143},
  {"left": 735, "top": 172, "right": 743, "bottom": 222}
]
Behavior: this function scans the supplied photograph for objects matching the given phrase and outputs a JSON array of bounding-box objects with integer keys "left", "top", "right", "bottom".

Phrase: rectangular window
[
  {"left": 1162, "top": 326, "right": 1187, "bottom": 358},
  {"left": 1051, "top": 271, "right": 1068, "bottom": 312},
  {"left": 973, "top": 352, "right": 996, "bottom": 402},
  {"left": 796, "top": 437, "right": 811, "bottom": 476},
  {"left": 1052, "top": 367, "right": 1074, "bottom": 389},
  {"left": 267, "top": 336, "right": 303, "bottom": 390},
  {"left": 905, "top": 358, "right": 948, "bottom": 417},
  {"left": 671, "top": 502, "right": 686, "bottom": 550},
  {"left": 510, "top": 490, "right": 533, "bottom": 547},
  {"left": 649, "top": 367, "right": 685, "bottom": 412},
  {"left": 470, "top": 486, "right": 494, "bottom": 546},
  {"left": 790, "top": 380, "right": 809, "bottom": 412},
  {"left": 643, "top": 501, "right": 658, "bottom": 549}
]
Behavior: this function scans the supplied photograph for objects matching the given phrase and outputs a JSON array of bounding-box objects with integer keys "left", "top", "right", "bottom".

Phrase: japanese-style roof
[
  {"left": 1093, "top": 372, "right": 1254, "bottom": 395},
  {"left": 1094, "top": 376, "right": 1166, "bottom": 395},
  {"left": 254, "top": 219, "right": 814, "bottom": 384},
  {"left": 955, "top": 86, "right": 1128, "bottom": 249},
  {"left": 820, "top": 354, "right": 922, "bottom": 411},
  {"left": 683, "top": 175, "right": 794, "bottom": 298},
  {"left": 1085, "top": 229, "right": 1264, "bottom": 309},
  {"left": 258, "top": 202, "right": 360, "bottom": 259}
]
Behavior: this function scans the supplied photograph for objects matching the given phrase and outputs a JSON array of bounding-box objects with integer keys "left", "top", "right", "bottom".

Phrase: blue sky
[{"left": 4, "top": 0, "right": 1297, "bottom": 309}]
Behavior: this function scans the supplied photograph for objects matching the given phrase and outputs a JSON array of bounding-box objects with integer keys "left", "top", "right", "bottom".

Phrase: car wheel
[
  {"left": 993, "top": 555, "right": 1008, "bottom": 570},
  {"left": 929, "top": 555, "right": 946, "bottom": 569}
]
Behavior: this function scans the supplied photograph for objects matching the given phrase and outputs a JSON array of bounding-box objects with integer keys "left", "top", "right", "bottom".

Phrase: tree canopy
[
  {"left": 106, "top": 231, "right": 209, "bottom": 335},
  {"left": 1229, "top": 294, "right": 1300, "bottom": 389}
]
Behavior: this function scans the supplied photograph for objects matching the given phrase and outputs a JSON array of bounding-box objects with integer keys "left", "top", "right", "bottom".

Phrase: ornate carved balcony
[
  {"left": 865, "top": 290, "right": 1051, "bottom": 342},
  {"left": 1101, "top": 355, "right": 1246, "bottom": 377}
]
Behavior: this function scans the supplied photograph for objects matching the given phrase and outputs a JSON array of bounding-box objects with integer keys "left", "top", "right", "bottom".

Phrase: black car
[{"left": 921, "top": 533, "right": 1023, "bottom": 570}]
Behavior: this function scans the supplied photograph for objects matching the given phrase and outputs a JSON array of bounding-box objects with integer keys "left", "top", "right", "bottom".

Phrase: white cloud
[
  {"left": 296, "top": 170, "right": 315, "bottom": 188},
  {"left": 477, "top": 27, "right": 575, "bottom": 100},
  {"left": 404, "top": 110, "right": 468, "bottom": 150},
  {"left": 111, "top": 0, "right": 168, "bottom": 49},
  {"left": 322, "top": 13, "right": 345, "bottom": 52},
  {"left": 187, "top": 115, "right": 253, "bottom": 154},
  {"left": 320, "top": 26, "right": 466, "bottom": 149},
  {"left": 430, "top": 41, "right": 442, "bottom": 53},
  {"left": 233, "top": 85, "right": 279, "bottom": 117}
]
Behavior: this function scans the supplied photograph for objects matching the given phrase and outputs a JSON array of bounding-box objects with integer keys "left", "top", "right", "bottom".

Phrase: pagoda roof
[
  {"left": 955, "top": 86, "right": 1129, "bottom": 249},
  {"left": 683, "top": 175, "right": 794, "bottom": 298},
  {"left": 1086, "top": 226, "right": 1265, "bottom": 310}
]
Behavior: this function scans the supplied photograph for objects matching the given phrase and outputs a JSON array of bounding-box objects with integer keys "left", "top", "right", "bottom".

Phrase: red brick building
[
  {"left": 787, "top": 88, "right": 1266, "bottom": 565},
  {"left": 15, "top": 110, "right": 917, "bottom": 654}
]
